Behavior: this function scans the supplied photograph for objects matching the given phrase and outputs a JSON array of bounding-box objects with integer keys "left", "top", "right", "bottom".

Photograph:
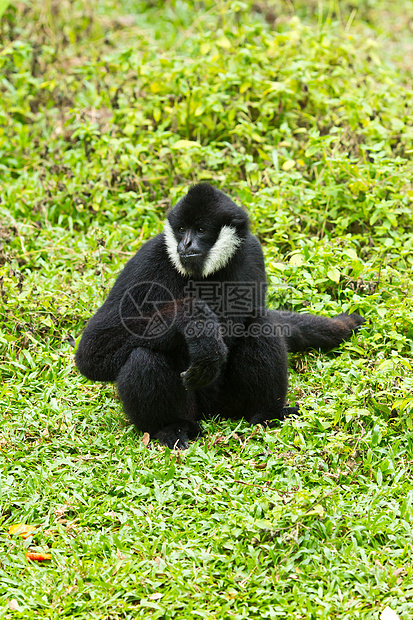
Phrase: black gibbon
[{"left": 76, "top": 183, "right": 364, "bottom": 448}]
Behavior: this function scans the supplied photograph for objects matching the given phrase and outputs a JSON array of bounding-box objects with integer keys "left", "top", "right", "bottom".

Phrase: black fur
[{"left": 76, "top": 183, "right": 365, "bottom": 448}]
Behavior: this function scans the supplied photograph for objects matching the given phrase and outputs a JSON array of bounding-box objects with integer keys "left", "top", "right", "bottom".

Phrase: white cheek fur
[
  {"left": 163, "top": 221, "right": 241, "bottom": 278},
  {"left": 163, "top": 220, "right": 190, "bottom": 276},
  {"left": 202, "top": 225, "right": 241, "bottom": 277}
]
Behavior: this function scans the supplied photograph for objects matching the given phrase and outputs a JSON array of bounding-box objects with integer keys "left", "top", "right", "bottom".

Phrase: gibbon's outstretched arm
[{"left": 269, "top": 311, "right": 365, "bottom": 353}]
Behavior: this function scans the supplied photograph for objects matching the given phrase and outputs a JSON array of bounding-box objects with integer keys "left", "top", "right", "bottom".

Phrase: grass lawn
[{"left": 1, "top": 1, "right": 413, "bottom": 618}]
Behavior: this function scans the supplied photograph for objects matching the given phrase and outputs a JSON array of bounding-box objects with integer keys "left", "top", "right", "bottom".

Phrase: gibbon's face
[
  {"left": 163, "top": 184, "right": 248, "bottom": 278},
  {"left": 164, "top": 218, "right": 241, "bottom": 278}
]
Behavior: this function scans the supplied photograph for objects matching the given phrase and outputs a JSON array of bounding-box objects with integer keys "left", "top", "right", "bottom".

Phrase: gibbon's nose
[
  {"left": 182, "top": 232, "right": 192, "bottom": 249},
  {"left": 178, "top": 231, "right": 198, "bottom": 256}
]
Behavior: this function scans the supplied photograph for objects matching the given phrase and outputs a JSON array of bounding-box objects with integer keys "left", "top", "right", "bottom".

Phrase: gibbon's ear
[
  {"left": 229, "top": 214, "right": 249, "bottom": 237},
  {"left": 231, "top": 215, "right": 246, "bottom": 226}
]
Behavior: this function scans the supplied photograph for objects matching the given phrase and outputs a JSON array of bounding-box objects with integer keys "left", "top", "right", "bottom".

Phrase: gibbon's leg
[
  {"left": 198, "top": 319, "right": 293, "bottom": 426},
  {"left": 116, "top": 347, "right": 201, "bottom": 449},
  {"left": 76, "top": 323, "right": 142, "bottom": 383},
  {"left": 269, "top": 311, "right": 365, "bottom": 353}
]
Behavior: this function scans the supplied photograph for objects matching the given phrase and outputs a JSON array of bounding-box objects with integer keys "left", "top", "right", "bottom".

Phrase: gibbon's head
[{"left": 164, "top": 183, "right": 250, "bottom": 278}]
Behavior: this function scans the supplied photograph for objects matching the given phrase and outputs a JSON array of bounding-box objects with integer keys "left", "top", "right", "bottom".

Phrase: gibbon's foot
[
  {"left": 249, "top": 405, "right": 300, "bottom": 428},
  {"left": 281, "top": 405, "right": 300, "bottom": 418},
  {"left": 181, "top": 358, "right": 222, "bottom": 391},
  {"left": 267, "top": 406, "right": 300, "bottom": 427},
  {"left": 153, "top": 428, "right": 190, "bottom": 450},
  {"left": 153, "top": 423, "right": 202, "bottom": 450}
]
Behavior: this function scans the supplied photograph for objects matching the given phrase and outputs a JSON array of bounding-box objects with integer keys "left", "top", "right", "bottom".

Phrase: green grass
[{"left": 1, "top": 1, "right": 413, "bottom": 618}]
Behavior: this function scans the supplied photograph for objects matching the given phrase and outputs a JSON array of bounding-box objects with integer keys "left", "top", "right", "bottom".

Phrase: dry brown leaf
[
  {"left": 212, "top": 435, "right": 225, "bottom": 446},
  {"left": 142, "top": 432, "right": 150, "bottom": 446},
  {"left": 25, "top": 552, "right": 52, "bottom": 561},
  {"left": 8, "top": 599, "right": 21, "bottom": 611},
  {"left": 53, "top": 503, "right": 72, "bottom": 519},
  {"left": 116, "top": 15, "right": 136, "bottom": 27},
  {"left": 104, "top": 510, "right": 117, "bottom": 519},
  {"left": 9, "top": 524, "right": 36, "bottom": 539},
  {"left": 380, "top": 607, "right": 400, "bottom": 620},
  {"left": 255, "top": 462, "right": 267, "bottom": 470},
  {"left": 393, "top": 567, "right": 406, "bottom": 577}
]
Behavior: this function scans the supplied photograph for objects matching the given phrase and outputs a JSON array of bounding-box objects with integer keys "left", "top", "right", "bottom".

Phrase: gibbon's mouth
[{"left": 179, "top": 252, "right": 202, "bottom": 259}]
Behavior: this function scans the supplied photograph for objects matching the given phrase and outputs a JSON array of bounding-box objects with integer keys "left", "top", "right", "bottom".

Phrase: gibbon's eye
[
  {"left": 178, "top": 226, "right": 185, "bottom": 234},
  {"left": 198, "top": 227, "right": 205, "bottom": 234}
]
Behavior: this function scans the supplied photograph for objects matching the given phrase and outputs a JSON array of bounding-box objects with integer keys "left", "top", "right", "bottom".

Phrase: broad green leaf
[
  {"left": 289, "top": 253, "right": 304, "bottom": 267},
  {"left": 0, "top": 0, "right": 11, "bottom": 19},
  {"left": 327, "top": 268, "right": 340, "bottom": 283},
  {"left": 172, "top": 140, "right": 201, "bottom": 149},
  {"left": 282, "top": 159, "right": 296, "bottom": 171}
]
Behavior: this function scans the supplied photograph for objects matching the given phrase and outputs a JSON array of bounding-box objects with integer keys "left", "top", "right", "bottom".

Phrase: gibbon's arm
[
  {"left": 75, "top": 237, "right": 227, "bottom": 387},
  {"left": 75, "top": 298, "right": 227, "bottom": 386}
]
